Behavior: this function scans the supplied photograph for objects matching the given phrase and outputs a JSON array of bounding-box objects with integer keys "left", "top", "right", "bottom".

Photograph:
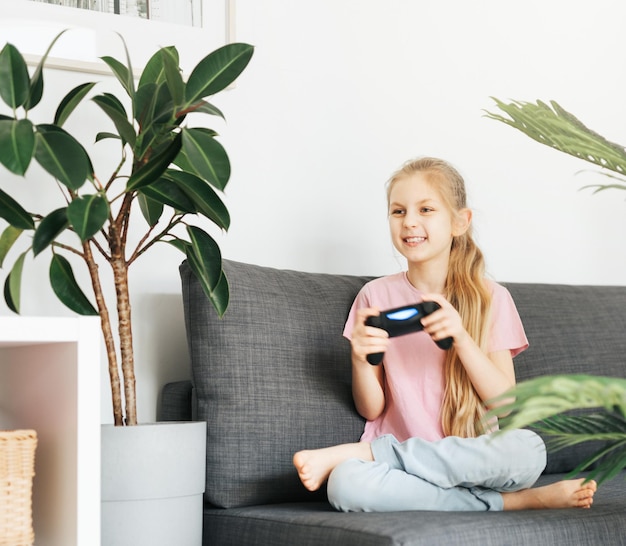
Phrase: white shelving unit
[{"left": 0, "top": 316, "right": 101, "bottom": 546}]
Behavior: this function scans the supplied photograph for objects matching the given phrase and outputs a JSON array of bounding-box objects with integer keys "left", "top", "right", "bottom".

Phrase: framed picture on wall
[{"left": 0, "top": 0, "right": 235, "bottom": 75}]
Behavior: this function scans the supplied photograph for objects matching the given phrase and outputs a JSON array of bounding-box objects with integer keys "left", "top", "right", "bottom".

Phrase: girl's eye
[
  {"left": 420, "top": 207, "right": 434, "bottom": 214},
  {"left": 390, "top": 209, "right": 405, "bottom": 216}
]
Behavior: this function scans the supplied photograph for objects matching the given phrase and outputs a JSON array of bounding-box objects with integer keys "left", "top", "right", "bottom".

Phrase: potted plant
[
  {"left": 485, "top": 99, "right": 626, "bottom": 485},
  {"left": 0, "top": 32, "right": 253, "bottom": 543}
]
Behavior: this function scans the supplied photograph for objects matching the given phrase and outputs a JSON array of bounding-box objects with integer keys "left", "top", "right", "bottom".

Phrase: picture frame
[{"left": 0, "top": 0, "right": 235, "bottom": 75}]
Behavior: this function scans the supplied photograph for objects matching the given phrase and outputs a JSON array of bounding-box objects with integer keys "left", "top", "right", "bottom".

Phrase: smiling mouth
[{"left": 404, "top": 236, "right": 426, "bottom": 245}]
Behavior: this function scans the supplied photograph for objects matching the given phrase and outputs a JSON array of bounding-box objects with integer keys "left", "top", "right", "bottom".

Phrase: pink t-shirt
[{"left": 343, "top": 273, "right": 528, "bottom": 443}]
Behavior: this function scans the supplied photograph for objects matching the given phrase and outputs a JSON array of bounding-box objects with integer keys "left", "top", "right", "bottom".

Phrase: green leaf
[
  {"left": 24, "top": 30, "right": 68, "bottom": 110},
  {"left": 54, "top": 82, "right": 97, "bottom": 127},
  {"left": 0, "top": 187, "right": 34, "bottom": 230},
  {"left": 181, "top": 127, "right": 230, "bottom": 190},
  {"left": 139, "top": 175, "right": 196, "bottom": 213},
  {"left": 167, "top": 169, "right": 230, "bottom": 229},
  {"left": 0, "top": 43, "right": 30, "bottom": 108},
  {"left": 139, "top": 47, "right": 178, "bottom": 89},
  {"left": 0, "top": 226, "right": 23, "bottom": 268},
  {"left": 184, "top": 226, "right": 229, "bottom": 316},
  {"left": 92, "top": 93, "right": 136, "bottom": 146},
  {"left": 160, "top": 48, "right": 184, "bottom": 109},
  {"left": 192, "top": 100, "right": 225, "bottom": 119},
  {"left": 0, "top": 119, "right": 35, "bottom": 175},
  {"left": 486, "top": 98, "right": 626, "bottom": 180},
  {"left": 101, "top": 55, "right": 134, "bottom": 98},
  {"left": 49, "top": 254, "right": 98, "bottom": 315},
  {"left": 95, "top": 132, "right": 121, "bottom": 143},
  {"left": 33, "top": 207, "right": 69, "bottom": 256},
  {"left": 126, "top": 132, "right": 182, "bottom": 191},
  {"left": 137, "top": 193, "right": 163, "bottom": 226},
  {"left": 185, "top": 43, "right": 254, "bottom": 104},
  {"left": 3, "top": 251, "right": 26, "bottom": 313},
  {"left": 67, "top": 194, "right": 109, "bottom": 241},
  {"left": 34, "top": 127, "right": 92, "bottom": 190}
]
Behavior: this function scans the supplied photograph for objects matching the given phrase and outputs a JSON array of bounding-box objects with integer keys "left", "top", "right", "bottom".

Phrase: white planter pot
[{"left": 101, "top": 421, "right": 206, "bottom": 546}]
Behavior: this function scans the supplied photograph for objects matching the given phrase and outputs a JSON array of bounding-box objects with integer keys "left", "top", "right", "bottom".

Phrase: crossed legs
[{"left": 293, "top": 431, "right": 597, "bottom": 512}]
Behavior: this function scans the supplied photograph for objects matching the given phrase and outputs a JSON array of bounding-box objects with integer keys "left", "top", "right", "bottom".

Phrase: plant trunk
[
  {"left": 112, "top": 252, "right": 137, "bottom": 426},
  {"left": 83, "top": 242, "right": 124, "bottom": 426}
]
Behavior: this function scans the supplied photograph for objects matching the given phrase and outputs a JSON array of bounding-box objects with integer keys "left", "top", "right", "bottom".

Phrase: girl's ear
[{"left": 452, "top": 208, "right": 472, "bottom": 237}]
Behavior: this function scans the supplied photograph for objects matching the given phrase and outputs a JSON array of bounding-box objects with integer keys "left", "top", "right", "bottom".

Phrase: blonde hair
[{"left": 386, "top": 157, "right": 492, "bottom": 438}]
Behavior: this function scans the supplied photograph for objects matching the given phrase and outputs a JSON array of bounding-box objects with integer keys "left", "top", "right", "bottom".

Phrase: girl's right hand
[{"left": 351, "top": 307, "right": 390, "bottom": 364}]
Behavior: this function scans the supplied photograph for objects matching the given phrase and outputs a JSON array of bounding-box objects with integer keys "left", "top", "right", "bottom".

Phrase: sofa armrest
[{"left": 158, "top": 380, "right": 193, "bottom": 422}]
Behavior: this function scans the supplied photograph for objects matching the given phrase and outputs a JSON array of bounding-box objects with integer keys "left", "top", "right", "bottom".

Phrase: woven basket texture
[{"left": 0, "top": 430, "right": 37, "bottom": 546}]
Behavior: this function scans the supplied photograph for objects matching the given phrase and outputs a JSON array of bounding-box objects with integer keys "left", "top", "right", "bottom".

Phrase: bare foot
[
  {"left": 502, "top": 478, "right": 597, "bottom": 510},
  {"left": 293, "top": 442, "right": 373, "bottom": 491}
]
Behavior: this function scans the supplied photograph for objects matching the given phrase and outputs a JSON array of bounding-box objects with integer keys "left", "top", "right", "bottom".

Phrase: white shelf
[{"left": 0, "top": 316, "right": 101, "bottom": 546}]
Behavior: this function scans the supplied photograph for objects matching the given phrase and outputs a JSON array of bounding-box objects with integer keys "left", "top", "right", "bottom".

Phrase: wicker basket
[{"left": 0, "top": 430, "right": 37, "bottom": 546}]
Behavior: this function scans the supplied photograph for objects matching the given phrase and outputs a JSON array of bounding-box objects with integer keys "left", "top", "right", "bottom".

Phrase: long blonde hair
[{"left": 386, "top": 157, "right": 492, "bottom": 438}]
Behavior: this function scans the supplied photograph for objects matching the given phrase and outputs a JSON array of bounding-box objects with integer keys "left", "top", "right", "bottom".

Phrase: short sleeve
[{"left": 488, "top": 283, "right": 529, "bottom": 357}]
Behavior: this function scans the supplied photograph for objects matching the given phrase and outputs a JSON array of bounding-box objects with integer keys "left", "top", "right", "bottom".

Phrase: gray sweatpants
[{"left": 327, "top": 429, "right": 547, "bottom": 512}]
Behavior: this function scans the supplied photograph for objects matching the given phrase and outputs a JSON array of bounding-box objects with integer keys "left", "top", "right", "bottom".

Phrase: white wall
[{"left": 2, "top": 0, "right": 626, "bottom": 423}]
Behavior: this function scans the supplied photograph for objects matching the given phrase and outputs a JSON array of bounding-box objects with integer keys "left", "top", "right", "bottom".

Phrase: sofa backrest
[{"left": 180, "top": 260, "right": 626, "bottom": 508}]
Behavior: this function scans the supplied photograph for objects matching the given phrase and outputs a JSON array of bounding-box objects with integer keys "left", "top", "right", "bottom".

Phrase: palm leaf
[
  {"left": 487, "top": 374, "right": 626, "bottom": 485},
  {"left": 485, "top": 99, "right": 626, "bottom": 185}
]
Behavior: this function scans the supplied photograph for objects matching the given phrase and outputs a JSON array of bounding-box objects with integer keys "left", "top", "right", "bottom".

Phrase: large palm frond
[
  {"left": 487, "top": 374, "right": 626, "bottom": 485},
  {"left": 485, "top": 99, "right": 626, "bottom": 193}
]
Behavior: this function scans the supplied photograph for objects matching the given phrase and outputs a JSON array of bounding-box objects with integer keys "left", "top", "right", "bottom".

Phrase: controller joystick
[{"left": 364, "top": 302, "right": 453, "bottom": 365}]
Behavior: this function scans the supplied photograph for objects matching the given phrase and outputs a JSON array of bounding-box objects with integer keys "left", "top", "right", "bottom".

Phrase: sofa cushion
[
  {"left": 180, "top": 260, "right": 369, "bottom": 508},
  {"left": 201, "top": 473, "right": 626, "bottom": 546}
]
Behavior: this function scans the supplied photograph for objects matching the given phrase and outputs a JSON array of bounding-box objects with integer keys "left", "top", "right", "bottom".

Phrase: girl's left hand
[{"left": 419, "top": 293, "right": 469, "bottom": 346}]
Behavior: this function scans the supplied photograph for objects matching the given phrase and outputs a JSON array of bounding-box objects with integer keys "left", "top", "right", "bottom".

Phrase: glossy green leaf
[
  {"left": 34, "top": 127, "right": 92, "bottom": 190},
  {"left": 49, "top": 254, "right": 98, "bottom": 315},
  {"left": 138, "top": 47, "right": 172, "bottom": 88},
  {"left": 161, "top": 47, "right": 184, "bottom": 109},
  {"left": 54, "top": 82, "right": 97, "bottom": 127},
  {"left": 192, "top": 100, "right": 225, "bottom": 119},
  {"left": 137, "top": 193, "right": 163, "bottom": 226},
  {"left": 166, "top": 237, "right": 188, "bottom": 254},
  {"left": 181, "top": 128, "right": 230, "bottom": 190},
  {"left": 0, "top": 187, "right": 34, "bottom": 230},
  {"left": 92, "top": 93, "right": 136, "bottom": 146},
  {"left": 95, "top": 132, "right": 121, "bottom": 143},
  {"left": 126, "top": 132, "right": 182, "bottom": 191},
  {"left": 185, "top": 43, "right": 254, "bottom": 104},
  {"left": 24, "top": 30, "right": 68, "bottom": 110},
  {"left": 184, "top": 226, "right": 229, "bottom": 316},
  {"left": 0, "top": 119, "right": 35, "bottom": 175},
  {"left": 67, "top": 194, "right": 109, "bottom": 241},
  {"left": 4, "top": 251, "right": 26, "bottom": 313},
  {"left": 33, "top": 207, "right": 69, "bottom": 256},
  {"left": 139, "top": 175, "right": 196, "bottom": 213},
  {"left": 0, "top": 43, "right": 30, "bottom": 108},
  {"left": 0, "top": 226, "right": 23, "bottom": 268},
  {"left": 167, "top": 170, "right": 230, "bottom": 229},
  {"left": 101, "top": 55, "right": 134, "bottom": 98}
]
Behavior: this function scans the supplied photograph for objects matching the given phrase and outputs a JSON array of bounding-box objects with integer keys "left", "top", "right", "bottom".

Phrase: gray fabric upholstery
[
  {"left": 180, "top": 260, "right": 369, "bottom": 508},
  {"left": 168, "top": 260, "right": 626, "bottom": 545},
  {"left": 201, "top": 474, "right": 626, "bottom": 546}
]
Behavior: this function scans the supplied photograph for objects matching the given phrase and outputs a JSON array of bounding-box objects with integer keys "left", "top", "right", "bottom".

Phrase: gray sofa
[{"left": 160, "top": 259, "right": 626, "bottom": 546}]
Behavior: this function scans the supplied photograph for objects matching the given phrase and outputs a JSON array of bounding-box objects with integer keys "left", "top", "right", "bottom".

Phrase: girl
[{"left": 293, "top": 157, "right": 597, "bottom": 512}]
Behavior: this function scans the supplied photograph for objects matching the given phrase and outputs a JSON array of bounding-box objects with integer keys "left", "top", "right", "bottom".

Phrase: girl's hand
[
  {"left": 419, "top": 293, "right": 470, "bottom": 347},
  {"left": 351, "top": 307, "right": 390, "bottom": 364}
]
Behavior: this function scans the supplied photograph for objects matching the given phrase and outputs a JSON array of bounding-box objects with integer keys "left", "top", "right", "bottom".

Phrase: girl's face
[{"left": 388, "top": 173, "right": 470, "bottom": 269}]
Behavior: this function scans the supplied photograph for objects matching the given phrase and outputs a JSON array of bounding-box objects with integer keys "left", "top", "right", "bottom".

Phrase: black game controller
[{"left": 364, "top": 302, "right": 453, "bottom": 365}]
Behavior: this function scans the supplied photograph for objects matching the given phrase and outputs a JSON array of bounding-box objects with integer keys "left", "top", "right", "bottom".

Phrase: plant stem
[
  {"left": 111, "top": 194, "right": 137, "bottom": 425},
  {"left": 83, "top": 240, "right": 124, "bottom": 426}
]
